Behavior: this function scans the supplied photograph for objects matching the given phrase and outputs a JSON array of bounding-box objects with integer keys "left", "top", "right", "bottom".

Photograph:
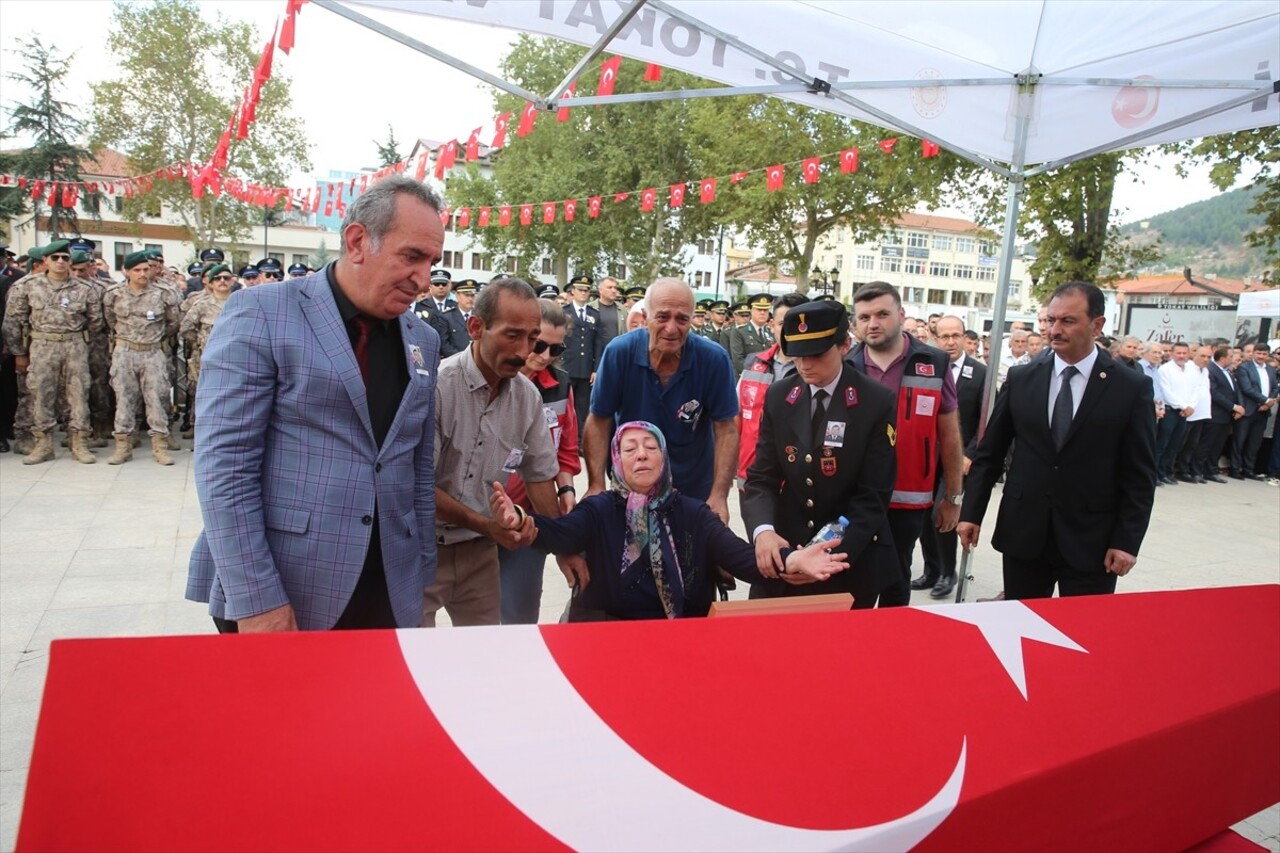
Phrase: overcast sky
[{"left": 0, "top": 0, "right": 1237, "bottom": 225}]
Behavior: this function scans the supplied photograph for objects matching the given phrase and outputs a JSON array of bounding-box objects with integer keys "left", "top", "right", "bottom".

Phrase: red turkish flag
[
  {"left": 644, "top": 63, "right": 662, "bottom": 82},
  {"left": 542, "top": 202, "right": 556, "bottom": 224},
  {"left": 731, "top": 171, "right": 748, "bottom": 184},
  {"left": 414, "top": 152, "right": 428, "bottom": 182},
  {"left": 765, "top": 164, "right": 785, "bottom": 191},
  {"left": 640, "top": 188, "right": 656, "bottom": 211},
  {"left": 587, "top": 196, "right": 602, "bottom": 218},
  {"left": 922, "top": 139, "right": 941, "bottom": 158},
  {"left": 556, "top": 82, "right": 576, "bottom": 122},
  {"left": 457, "top": 208, "right": 471, "bottom": 228},
  {"left": 478, "top": 207, "right": 491, "bottom": 227},
  {"left": 61, "top": 183, "right": 79, "bottom": 208},
  {"left": 564, "top": 199, "right": 577, "bottom": 222},
  {"left": 597, "top": 55, "right": 622, "bottom": 96},
  {"left": 335, "top": 198, "right": 346, "bottom": 218},
  {"left": 802, "top": 157, "right": 821, "bottom": 184},
  {"left": 669, "top": 184, "right": 685, "bottom": 208},
  {"left": 498, "top": 205, "right": 512, "bottom": 226},
  {"left": 433, "top": 147, "right": 448, "bottom": 180},
  {"left": 324, "top": 200, "right": 333, "bottom": 216},
  {"left": 519, "top": 204, "right": 533, "bottom": 226},
  {"left": 879, "top": 138, "right": 898, "bottom": 154},
  {"left": 699, "top": 178, "right": 717, "bottom": 204},
  {"left": 492, "top": 112, "right": 512, "bottom": 149},
  {"left": 517, "top": 103, "right": 537, "bottom": 138},
  {"left": 613, "top": 192, "right": 629, "bottom": 203},
  {"left": 465, "top": 128, "right": 481, "bottom": 162},
  {"left": 44, "top": 182, "right": 58, "bottom": 205},
  {"left": 840, "top": 148, "right": 860, "bottom": 174},
  {"left": 279, "top": 0, "right": 305, "bottom": 54},
  {"left": 360, "top": 175, "right": 368, "bottom": 193}
]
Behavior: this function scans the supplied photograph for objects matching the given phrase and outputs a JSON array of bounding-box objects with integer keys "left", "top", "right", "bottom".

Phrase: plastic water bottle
[{"left": 805, "top": 515, "right": 848, "bottom": 549}]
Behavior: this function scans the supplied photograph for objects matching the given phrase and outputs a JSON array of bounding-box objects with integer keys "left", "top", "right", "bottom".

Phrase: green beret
[
  {"left": 205, "top": 263, "right": 231, "bottom": 279},
  {"left": 44, "top": 240, "right": 70, "bottom": 256},
  {"left": 70, "top": 249, "right": 93, "bottom": 265},
  {"left": 26, "top": 245, "right": 47, "bottom": 261},
  {"left": 122, "top": 250, "right": 150, "bottom": 270},
  {"left": 145, "top": 248, "right": 163, "bottom": 260}
]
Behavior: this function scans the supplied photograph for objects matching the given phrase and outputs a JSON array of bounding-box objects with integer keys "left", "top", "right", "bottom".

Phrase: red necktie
[{"left": 351, "top": 316, "right": 376, "bottom": 386}]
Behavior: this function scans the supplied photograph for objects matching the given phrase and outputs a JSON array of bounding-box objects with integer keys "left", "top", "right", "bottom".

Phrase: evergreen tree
[{"left": 374, "top": 125, "right": 403, "bottom": 168}]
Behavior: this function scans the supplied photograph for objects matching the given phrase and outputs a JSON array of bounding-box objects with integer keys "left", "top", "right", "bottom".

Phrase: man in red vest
[{"left": 735, "top": 292, "right": 809, "bottom": 492}]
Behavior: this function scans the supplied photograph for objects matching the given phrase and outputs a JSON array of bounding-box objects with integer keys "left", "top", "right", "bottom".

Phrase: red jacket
[
  {"left": 736, "top": 343, "right": 792, "bottom": 486},
  {"left": 505, "top": 366, "right": 580, "bottom": 510}
]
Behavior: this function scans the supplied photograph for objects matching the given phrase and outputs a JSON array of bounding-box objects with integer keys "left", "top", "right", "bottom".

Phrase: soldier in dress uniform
[
  {"left": 256, "top": 257, "right": 284, "bottom": 284},
  {"left": 622, "top": 285, "right": 646, "bottom": 313},
  {"left": 1, "top": 240, "right": 105, "bottom": 464},
  {"left": 706, "top": 299, "right": 731, "bottom": 351},
  {"left": 287, "top": 262, "right": 309, "bottom": 280},
  {"left": 238, "top": 265, "right": 262, "bottom": 288},
  {"left": 179, "top": 263, "right": 234, "bottom": 439},
  {"left": 102, "top": 250, "right": 181, "bottom": 466},
  {"left": 729, "top": 292, "right": 775, "bottom": 377},
  {"left": 435, "top": 279, "right": 475, "bottom": 358},
  {"left": 562, "top": 274, "right": 602, "bottom": 447},
  {"left": 741, "top": 300, "right": 900, "bottom": 609}
]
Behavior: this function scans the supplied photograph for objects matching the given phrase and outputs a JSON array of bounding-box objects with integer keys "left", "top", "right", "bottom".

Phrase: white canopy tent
[{"left": 316, "top": 0, "right": 1278, "bottom": 430}]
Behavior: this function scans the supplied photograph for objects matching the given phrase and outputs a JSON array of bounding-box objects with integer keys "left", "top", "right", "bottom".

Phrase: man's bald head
[{"left": 647, "top": 277, "right": 695, "bottom": 311}]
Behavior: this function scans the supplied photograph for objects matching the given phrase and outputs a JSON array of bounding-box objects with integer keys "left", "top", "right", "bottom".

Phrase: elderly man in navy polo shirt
[{"left": 583, "top": 278, "right": 739, "bottom": 523}]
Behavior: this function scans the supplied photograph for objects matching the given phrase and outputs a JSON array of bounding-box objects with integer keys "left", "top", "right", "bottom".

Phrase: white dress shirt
[
  {"left": 1158, "top": 360, "right": 1195, "bottom": 410},
  {"left": 1187, "top": 363, "right": 1211, "bottom": 423},
  {"left": 1047, "top": 347, "right": 1097, "bottom": 427}
]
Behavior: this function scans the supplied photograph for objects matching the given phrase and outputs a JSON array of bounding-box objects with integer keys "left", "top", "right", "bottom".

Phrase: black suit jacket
[
  {"left": 562, "top": 303, "right": 601, "bottom": 380},
  {"left": 1208, "top": 362, "right": 1242, "bottom": 424},
  {"left": 951, "top": 355, "right": 988, "bottom": 455},
  {"left": 961, "top": 347, "right": 1157, "bottom": 573},
  {"left": 434, "top": 307, "right": 470, "bottom": 358},
  {"left": 1236, "top": 360, "right": 1278, "bottom": 416},
  {"left": 741, "top": 363, "right": 900, "bottom": 603}
]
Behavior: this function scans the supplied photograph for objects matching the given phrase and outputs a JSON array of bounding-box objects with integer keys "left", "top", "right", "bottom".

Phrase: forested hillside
[{"left": 1121, "top": 187, "right": 1267, "bottom": 278}]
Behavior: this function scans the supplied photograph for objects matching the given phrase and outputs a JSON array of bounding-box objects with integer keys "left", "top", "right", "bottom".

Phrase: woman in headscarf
[{"left": 489, "top": 421, "right": 846, "bottom": 620}]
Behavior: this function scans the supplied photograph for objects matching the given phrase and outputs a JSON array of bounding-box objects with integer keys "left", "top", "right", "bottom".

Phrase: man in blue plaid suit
[{"left": 187, "top": 177, "right": 446, "bottom": 631}]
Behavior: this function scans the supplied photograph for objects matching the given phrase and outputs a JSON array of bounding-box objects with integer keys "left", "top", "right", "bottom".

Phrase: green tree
[
  {"left": 90, "top": 0, "right": 310, "bottom": 249},
  {"left": 374, "top": 124, "right": 403, "bottom": 168},
  {"left": 3, "top": 38, "right": 93, "bottom": 241},
  {"left": 311, "top": 237, "right": 333, "bottom": 269}
]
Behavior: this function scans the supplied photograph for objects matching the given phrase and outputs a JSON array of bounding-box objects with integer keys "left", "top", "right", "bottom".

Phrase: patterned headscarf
[{"left": 610, "top": 421, "right": 682, "bottom": 618}]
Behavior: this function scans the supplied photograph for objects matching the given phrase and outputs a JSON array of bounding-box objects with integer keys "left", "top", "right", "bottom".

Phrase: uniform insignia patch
[
  {"left": 821, "top": 457, "right": 837, "bottom": 476},
  {"left": 845, "top": 387, "right": 858, "bottom": 407},
  {"left": 786, "top": 386, "right": 801, "bottom": 405},
  {"left": 915, "top": 363, "right": 934, "bottom": 376}
]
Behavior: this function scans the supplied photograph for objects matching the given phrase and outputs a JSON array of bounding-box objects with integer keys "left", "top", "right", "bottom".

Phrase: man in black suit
[
  {"left": 915, "top": 315, "right": 987, "bottom": 599},
  {"left": 562, "top": 274, "right": 602, "bottom": 446},
  {"left": 742, "top": 300, "right": 900, "bottom": 609},
  {"left": 1198, "top": 345, "right": 1243, "bottom": 483},
  {"left": 1231, "top": 342, "right": 1278, "bottom": 480},
  {"left": 728, "top": 293, "right": 774, "bottom": 377},
  {"left": 958, "top": 281, "right": 1157, "bottom": 599},
  {"left": 432, "top": 279, "right": 475, "bottom": 358},
  {"left": 415, "top": 269, "right": 455, "bottom": 330}
]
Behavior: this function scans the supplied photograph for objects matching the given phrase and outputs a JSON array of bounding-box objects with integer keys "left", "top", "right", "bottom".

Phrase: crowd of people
[{"left": 3, "top": 177, "right": 1276, "bottom": 631}]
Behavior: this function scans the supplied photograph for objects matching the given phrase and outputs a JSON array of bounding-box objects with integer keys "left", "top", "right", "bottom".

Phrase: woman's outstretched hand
[{"left": 782, "top": 538, "right": 850, "bottom": 584}]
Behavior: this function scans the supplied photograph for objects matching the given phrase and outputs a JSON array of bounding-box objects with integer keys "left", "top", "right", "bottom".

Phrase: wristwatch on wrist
[{"left": 944, "top": 492, "right": 964, "bottom": 506}]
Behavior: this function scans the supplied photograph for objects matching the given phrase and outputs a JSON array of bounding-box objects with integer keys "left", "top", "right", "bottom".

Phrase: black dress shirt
[{"left": 326, "top": 264, "right": 408, "bottom": 448}]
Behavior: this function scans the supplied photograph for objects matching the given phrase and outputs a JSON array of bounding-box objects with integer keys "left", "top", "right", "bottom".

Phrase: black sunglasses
[
  {"left": 533, "top": 340, "right": 567, "bottom": 357},
  {"left": 212, "top": 274, "right": 235, "bottom": 282},
  {"left": 47, "top": 253, "right": 71, "bottom": 262}
]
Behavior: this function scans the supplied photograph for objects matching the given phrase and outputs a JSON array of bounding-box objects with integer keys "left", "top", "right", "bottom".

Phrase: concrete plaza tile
[
  {"left": 0, "top": 612, "right": 43, "bottom": 660},
  {"left": 163, "top": 601, "right": 215, "bottom": 636},
  {"left": 47, "top": 572, "right": 172, "bottom": 610},
  {"left": 28, "top": 603, "right": 166, "bottom": 648},
  {"left": 0, "top": 481, "right": 33, "bottom": 517},
  {"left": 21, "top": 475, "right": 118, "bottom": 498},
  {"left": 1, "top": 767, "right": 27, "bottom": 853},
  {"left": 90, "top": 508, "right": 181, "bottom": 529},
  {"left": 0, "top": 657, "right": 48, "bottom": 707},
  {"left": 0, "top": 510, "right": 98, "bottom": 534},
  {"left": 2, "top": 492, "right": 107, "bottom": 517},
  {"left": 0, "top": 581, "right": 60, "bottom": 620},
  {"left": 65, "top": 547, "right": 175, "bottom": 578},
  {"left": 0, "top": 551, "right": 74, "bottom": 582},
  {"left": 0, "top": 527, "right": 86, "bottom": 555},
  {"left": 0, "top": 654, "right": 18, "bottom": 696},
  {"left": 75, "top": 527, "right": 175, "bottom": 550},
  {"left": 0, "top": 701, "right": 39, "bottom": 773}
]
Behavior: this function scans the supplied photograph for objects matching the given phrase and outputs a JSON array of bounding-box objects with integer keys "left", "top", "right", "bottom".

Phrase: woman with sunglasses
[{"left": 497, "top": 297, "right": 582, "bottom": 624}]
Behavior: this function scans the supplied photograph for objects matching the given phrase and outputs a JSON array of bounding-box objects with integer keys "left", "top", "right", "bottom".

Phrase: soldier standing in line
[
  {"left": 4, "top": 245, "right": 49, "bottom": 456},
  {"left": 102, "top": 251, "right": 180, "bottom": 465},
  {"left": 70, "top": 249, "right": 113, "bottom": 448},
  {"left": 1, "top": 240, "right": 105, "bottom": 464},
  {"left": 178, "top": 263, "right": 234, "bottom": 439}
]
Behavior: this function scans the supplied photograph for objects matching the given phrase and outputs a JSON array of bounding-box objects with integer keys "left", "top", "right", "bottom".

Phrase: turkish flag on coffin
[{"left": 17, "top": 587, "right": 1280, "bottom": 852}]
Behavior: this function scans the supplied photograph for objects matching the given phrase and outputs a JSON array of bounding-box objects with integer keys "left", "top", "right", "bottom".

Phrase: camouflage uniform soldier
[
  {"left": 145, "top": 248, "right": 184, "bottom": 451},
  {"left": 4, "top": 246, "right": 49, "bottom": 456},
  {"left": 71, "top": 249, "right": 113, "bottom": 447},
  {"left": 0, "top": 240, "right": 105, "bottom": 464},
  {"left": 178, "top": 263, "right": 233, "bottom": 439},
  {"left": 102, "top": 251, "right": 180, "bottom": 465}
]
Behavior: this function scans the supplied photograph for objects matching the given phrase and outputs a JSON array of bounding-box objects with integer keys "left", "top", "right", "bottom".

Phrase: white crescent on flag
[{"left": 399, "top": 627, "right": 967, "bottom": 852}]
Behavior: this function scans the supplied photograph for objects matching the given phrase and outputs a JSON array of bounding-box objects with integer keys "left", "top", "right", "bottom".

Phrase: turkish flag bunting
[
  {"left": 492, "top": 112, "right": 511, "bottom": 149},
  {"left": 255, "top": 26, "right": 276, "bottom": 86},
  {"left": 335, "top": 198, "right": 346, "bottom": 218},
  {"left": 284, "top": 194, "right": 294, "bottom": 212},
  {"left": 498, "top": 205, "right": 512, "bottom": 226},
  {"left": 587, "top": 196, "right": 602, "bottom": 218},
  {"left": 311, "top": 189, "right": 320, "bottom": 213},
  {"left": 731, "top": 171, "right": 748, "bottom": 184},
  {"left": 519, "top": 204, "right": 533, "bottom": 226},
  {"left": 324, "top": 200, "right": 333, "bottom": 216},
  {"left": 613, "top": 192, "right": 629, "bottom": 203},
  {"left": 235, "top": 97, "right": 250, "bottom": 141},
  {"left": 597, "top": 56, "right": 622, "bottom": 97},
  {"left": 699, "top": 178, "right": 716, "bottom": 204},
  {"left": 640, "top": 189, "right": 656, "bottom": 211},
  {"left": 766, "top": 164, "right": 785, "bottom": 191},
  {"left": 840, "top": 147, "right": 860, "bottom": 174},
  {"left": 279, "top": 0, "right": 305, "bottom": 54},
  {"left": 457, "top": 208, "right": 471, "bottom": 228},
  {"left": 414, "top": 152, "right": 428, "bottom": 182},
  {"left": 879, "top": 138, "right": 898, "bottom": 154},
  {"left": 517, "top": 103, "right": 537, "bottom": 138},
  {"left": 18, "top": 177, "right": 28, "bottom": 189},
  {"left": 360, "top": 175, "right": 368, "bottom": 192},
  {"left": 669, "top": 184, "right": 685, "bottom": 208},
  {"left": 564, "top": 199, "right": 577, "bottom": 221},
  {"left": 439, "top": 207, "right": 450, "bottom": 227},
  {"left": 62, "top": 184, "right": 79, "bottom": 208},
  {"left": 644, "top": 63, "right": 662, "bottom": 82},
  {"left": 327, "top": 183, "right": 335, "bottom": 198},
  {"left": 557, "top": 82, "right": 576, "bottom": 122},
  {"left": 348, "top": 178, "right": 356, "bottom": 195},
  {"left": 46, "top": 182, "right": 59, "bottom": 205},
  {"left": 124, "top": 183, "right": 135, "bottom": 200},
  {"left": 922, "top": 139, "right": 941, "bottom": 158},
  {"left": 542, "top": 202, "right": 556, "bottom": 224},
  {"left": 465, "top": 128, "right": 481, "bottom": 162},
  {"left": 478, "top": 207, "right": 491, "bottom": 227},
  {"left": 802, "top": 157, "right": 821, "bottom": 184}
]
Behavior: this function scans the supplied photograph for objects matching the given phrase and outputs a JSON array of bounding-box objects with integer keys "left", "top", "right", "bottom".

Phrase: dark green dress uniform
[{"left": 741, "top": 302, "right": 900, "bottom": 609}]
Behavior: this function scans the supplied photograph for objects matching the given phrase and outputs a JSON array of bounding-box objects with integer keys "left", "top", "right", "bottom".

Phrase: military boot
[
  {"left": 151, "top": 434, "right": 175, "bottom": 466},
  {"left": 13, "top": 435, "right": 33, "bottom": 456},
  {"left": 69, "top": 431, "right": 96, "bottom": 464},
  {"left": 107, "top": 433, "right": 133, "bottom": 465},
  {"left": 22, "top": 430, "right": 55, "bottom": 465},
  {"left": 166, "top": 433, "right": 181, "bottom": 452}
]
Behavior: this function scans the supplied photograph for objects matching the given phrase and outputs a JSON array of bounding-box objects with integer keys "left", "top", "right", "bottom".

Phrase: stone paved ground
[{"left": 1, "top": 446, "right": 1277, "bottom": 851}]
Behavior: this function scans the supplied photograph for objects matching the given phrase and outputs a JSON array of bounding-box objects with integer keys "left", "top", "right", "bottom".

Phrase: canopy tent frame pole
[{"left": 545, "top": 0, "right": 650, "bottom": 106}]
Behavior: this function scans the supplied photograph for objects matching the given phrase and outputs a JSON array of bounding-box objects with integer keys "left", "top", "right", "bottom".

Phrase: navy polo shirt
[{"left": 591, "top": 330, "right": 738, "bottom": 501}]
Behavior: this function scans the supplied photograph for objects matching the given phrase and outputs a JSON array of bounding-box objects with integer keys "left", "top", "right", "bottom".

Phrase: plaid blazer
[{"left": 186, "top": 270, "right": 439, "bottom": 629}]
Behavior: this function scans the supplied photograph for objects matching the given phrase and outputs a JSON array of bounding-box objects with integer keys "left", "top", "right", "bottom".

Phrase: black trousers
[
  {"left": 1174, "top": 420, "right": 1205, "bottom": 476},
  {"left": 1232, "top": 412, "right": 1267, "bottom": 475},
  {"left": 1002, "top": 528, "right": 1117, "bottom": 600},
  {"left": 570, "top": 376, "right": 592, "bottom": 452},
  {"left": 878, "top": 507, "right": 928, "bottom": 607},
  {"left": 1196, "top": 421, "right": 1230, "bottom": 476},
  {"left": 919, "top": 509, "right": 957, "bottom": 582}
]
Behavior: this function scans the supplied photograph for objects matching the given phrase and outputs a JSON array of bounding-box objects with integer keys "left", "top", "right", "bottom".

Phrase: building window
[
  {"left": 610, "top": 263, "right": 628, "bottom": 280},
  {"left": 114, "top": 196, "right": 125, "bottom": 214},
  {"left": 833, "top": 256, "right": 843, "bottom": 270},
  {"left": 903, "top": 287, "right": 925, "bottom": 303},
  {"left": 955, "top": 237, "right": 976, "bottom": 254},
  {"left": 953, "top": 264, "right": 974, "bottom": 280},
  {"left": 973, "top": 292, "right": 993, "bottom": 308},
  {"left": 268, "top": 252, "right": 284, "bottom": 262},
  {"left": 976, "top": 266, "right": 996, "bottom": 281},
  {"left": 1007, "top": 280, "right": 1022, "bottom": 299},
  {"left": 927, "top": 289, "right": 946, "bottom": 304},
  {"left": 882, "top": 231, "right": 902, "bottom": 246},
  {"left": 82, "top": 192, "right": 101, "bottom": 214},
  {"left": 697, "top": 238, "right": 716, "bottom": 255},
  {"left": 856, "top": 255, "right": 875, "bottom": 271},
  {"left": 929, "top": 262, "right": 950, "bottom": 277},
  {"left": 144, "top": 243, "right": 163, "bottom": 256},
  {"left": 907, "top": 232, "right": 928, "bottom": 249},
  {"left": 471, "top": 253, "right": 492, "bottom": 271},
  {"left": 144, "top": 197, "right": 161, "bottom": 218},
  {"left": 695, "top": 271, "right": 712, "bottom": 288},
  {"left": 905, "top": 259, "right": 925, "bottom": 275},
  {"left": 835, "top": 229, "right": 846, "bottom": 243},
  {"left": 880, "top": 257, "right": 901, "bottom": 273},
  {"left": 541, "top": 257, "right": 553, "bottom": 275},
  {"left": 292, "top": 254, "right": 308, "bottom": 266},
  {"left": 950, "top": 290, "right": 970, "bottom": 306},
  {"left": 932, "top": 235, "right": 952, "bottom": 251},
  {"left": 979, "top": 240, "right": 997, "bottom": 257},
  {"left": 505, "top": 256, "right": 520, "bottom": 273},
  {"left": 113, "top": 242, "right": 132, "bottom": 271}
]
